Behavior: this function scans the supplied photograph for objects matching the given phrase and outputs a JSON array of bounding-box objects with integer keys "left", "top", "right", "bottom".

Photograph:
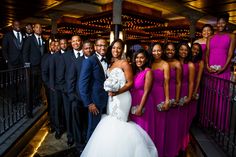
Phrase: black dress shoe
[
  {"left": 55, "top": 131, "right": 63, "bottom": 139},
  {"left": 67, "top": 138, "right": 74, "bottom": 147}
]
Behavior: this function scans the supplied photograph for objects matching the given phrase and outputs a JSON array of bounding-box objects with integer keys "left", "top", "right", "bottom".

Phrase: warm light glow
[
  {"left": 122, "top": 44, "right": 127, "bottom": 59},
  {"left": 188, "top": 42, "right": 191, "bottom": 47},
  {"left": 63, "top": 14, "right": 82, "bottom": 18},
  {"left": 119, "top": 31, "right": 123, "bottom": 40},
  {"left": 29, "top": 130, "right": 48, "bottom": 157},
  {"left": 124, "top": 44, "right": 127, "bottom": 53},
  {"left": 110, "top": 31, "right": 114, "bottom": 44}
]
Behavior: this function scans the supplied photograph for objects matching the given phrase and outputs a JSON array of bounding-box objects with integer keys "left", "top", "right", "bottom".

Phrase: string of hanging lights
[{"left": 43, "top": 10, "right": 202, "bottom": 42}]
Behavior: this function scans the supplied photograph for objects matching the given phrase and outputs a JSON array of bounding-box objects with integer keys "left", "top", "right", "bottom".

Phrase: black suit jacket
[
  {"left": 49, "top": 52, "right": 62, "bottom": 90},
  {"left": 67, "top": 55, "right": 85, "bottom": 102},
  {"left": 57, "top": 50, "right": 77, "bottom": 93},
  {"left": 2, "top": 31, "right": 24, "bottom": 66},
  {"left": 41, "top": 52, "right": 52, "bottom": 87},
  {"left": 23, "top": 34, "right": 46, "bottom": 66}
]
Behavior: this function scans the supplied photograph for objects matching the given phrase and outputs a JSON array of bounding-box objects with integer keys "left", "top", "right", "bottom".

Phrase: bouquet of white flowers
[
  {"left": 104, "top": 68, "right": 125, "bottom": 101},
  {"left": 192, "top": 93, "right": 199, "bottom": 100},
  {"left": 131, "top": 106, "right": 145, "bottom": 114},
  {"left": 178, "top": 96, "right": 188, "bottom": 106},
  {"left": 210, "top": 65, "right": 221, "bottom": 71},
  {"left": 104, "top": 76, "right": 120, "bottom": 92},
  {"left": 156, "top": 99, "right": 175, "bottom": 111}
]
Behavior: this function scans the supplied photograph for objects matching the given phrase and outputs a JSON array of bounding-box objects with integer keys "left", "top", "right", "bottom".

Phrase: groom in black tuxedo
[{"left": 79, "top": 38, "right": 109, "bottom": 140}]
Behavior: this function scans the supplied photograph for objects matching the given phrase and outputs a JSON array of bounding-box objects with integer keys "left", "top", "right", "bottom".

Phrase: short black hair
[
  {"left": 217, "top": 13, "right": 229, "bottom": 23},
  {"left": 176, "top": 42, "right": 191, "bottom": 63},
  {"left": 163, "top": 42, "right": 177, "bottom": 60},
  {"left": 191, "top": 43, "right": 202, "bottom": 63},
  {"left": 202, "top": 24, "right": 214, "bottom": 33}
]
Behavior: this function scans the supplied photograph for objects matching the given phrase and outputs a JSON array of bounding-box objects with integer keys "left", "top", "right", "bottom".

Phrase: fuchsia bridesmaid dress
[
  {"left": 165, "top": 68, "right": 181, "bottom": 157},
  {"left": 207, "top": 34, "right": 231, "bottom": 131},
  {"left": 130, "top": 68, "right": 155, "bottom": 140},
  {"left": 179, "top": 63, "right": 190, "bottom": 151},
  {"left": 151, "top": 69, "right": 167, "bottom": 157}
]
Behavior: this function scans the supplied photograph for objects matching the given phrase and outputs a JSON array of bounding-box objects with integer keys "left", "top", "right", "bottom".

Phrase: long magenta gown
[
  {"left": 165, "top": 67, "right": 181, "bottom": 157},
  {"left": 130, "top": 68, "right": 155, "bottom": 140},
  {"left": 151, "top": 69, "right": 167, "bottom": 157},
  {"left": 208, "top": 34, "right": 231, "bottom": 130},
  {"left": 179, "top": 63, "right": 190, "bottom": 150},
  {"left": 200, "top": 43, "right": 206, "bottom": 60},
  {"left": 209, "top": 34, "right": 231, "bottom": 80},
  {"left": 189, "top": 62, "right": 199, "bottom": 125}
]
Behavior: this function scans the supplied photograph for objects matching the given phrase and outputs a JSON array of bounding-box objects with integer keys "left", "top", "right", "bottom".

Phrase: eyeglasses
[{"left": 96, "top": 45, "right": 107, "bottom": 48}]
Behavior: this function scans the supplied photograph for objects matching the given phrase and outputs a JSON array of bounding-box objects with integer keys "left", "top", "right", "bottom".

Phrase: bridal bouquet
[
  {"left": 104, "top": 68, "right": 125, "bottom": 92},
  {"left": 210, "top": 65, "right": 221, "bottom": 71},
  {"left": 104, "top": 76, "right": 120, "bottom": 92}
]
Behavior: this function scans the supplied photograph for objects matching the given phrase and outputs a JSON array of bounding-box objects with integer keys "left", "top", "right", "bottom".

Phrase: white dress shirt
[
  {"left": 13, "top": 30, "right": 22, "bottom": 42},
  {"left": 73, "top": 49, "right": 83, "bottom": 58}
]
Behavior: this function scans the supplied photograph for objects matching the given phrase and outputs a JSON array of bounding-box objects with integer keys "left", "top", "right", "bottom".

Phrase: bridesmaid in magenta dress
[
  {"left": 205, "top": 13, "right": 235, "bottom": 130},
  {"left": 163, "top": 42, "right": 182, "bottom": 157},
  {"left": 130, "top": 49, "right": 155, "bottom": 140},
  {"left": 194, "top": 24, "right": 214, "bottom": 61},
  {"left": 177, "top": 43, "right": 195, "bottom": 151},
  {"left": 151, "top": 43, "right": 170, "bottom": 157},
  {"left": 190, "top": 43, "right": 204, "bottom": 124}
]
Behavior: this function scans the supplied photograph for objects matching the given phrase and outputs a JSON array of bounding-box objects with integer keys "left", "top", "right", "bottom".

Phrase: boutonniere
[
  {"left": 23, "top": 35, "right": 26, "bottom": 39},
  {"left": 42, "top": 41, "right": 45, "bottom": 45}
]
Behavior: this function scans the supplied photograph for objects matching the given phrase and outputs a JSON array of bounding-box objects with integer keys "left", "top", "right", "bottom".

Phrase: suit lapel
[
  {"left": 70, "top": 50, "right": 77, "bottom": 62},
  {"left": 33, "top": 34, "right": 45, "bottom": 55},
  {"left": 94, "top": 55, "right": 106, "bottom": 79},
  {"left": 33, "top": 35, "right": 39, "bottom": 48},
  {"left": 10, "top": 31, "right": 19, "bottom": 49}
]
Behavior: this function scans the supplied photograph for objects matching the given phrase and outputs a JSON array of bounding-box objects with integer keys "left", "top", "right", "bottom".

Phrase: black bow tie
[{"left": 101, "top": 57, "right": 107, "bottom": 62}]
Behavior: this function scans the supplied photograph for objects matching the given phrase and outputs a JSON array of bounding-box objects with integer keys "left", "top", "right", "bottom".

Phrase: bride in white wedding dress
[{"left": 80, "top": 39, "right": 158, "bottom": 157}]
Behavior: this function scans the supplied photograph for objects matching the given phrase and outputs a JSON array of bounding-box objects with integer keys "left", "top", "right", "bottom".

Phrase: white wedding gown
[{"left": 81, "top": 68, "right": 158, "bottom": 157}]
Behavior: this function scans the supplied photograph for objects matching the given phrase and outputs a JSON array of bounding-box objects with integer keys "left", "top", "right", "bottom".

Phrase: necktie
[
  {"left": 17, "top": 32, "right": 21, "bottom": 44},
  {"left": 38, "top": 37, "right": 41, "bottom": 46}
]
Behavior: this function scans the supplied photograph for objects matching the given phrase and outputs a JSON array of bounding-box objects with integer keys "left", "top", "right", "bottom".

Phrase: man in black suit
[
  {"left": 57, "top": 35, "right": 83, "bottom": 145},
  {"left": 2, "top": 20, "right": 24, "bottom": 69},
  {"left": 41, "top": 41, "right": 55, "bottom": 132},
  {"left": 67, "top": 41, "right": 94, "bottom": 152},
  {"left": 59, "top": 38, "right": 68, "bottom": 54},
  {"left": 49, "top": 40, "right": 66, "bottom": 139},
  {"left": 24, "top": 23, "right": 33, "bottom": 38},
  {"left": 23, "top": 23, "right": 46, "bottom": 118}
]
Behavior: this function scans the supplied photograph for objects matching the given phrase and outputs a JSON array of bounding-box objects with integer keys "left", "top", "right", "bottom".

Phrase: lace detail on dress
[
  {"left": 109, "top": 96, "right": 125, "bottom": 121},
  {"left": 104, "top": 68, "right": 129, "bottom": 122}
]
